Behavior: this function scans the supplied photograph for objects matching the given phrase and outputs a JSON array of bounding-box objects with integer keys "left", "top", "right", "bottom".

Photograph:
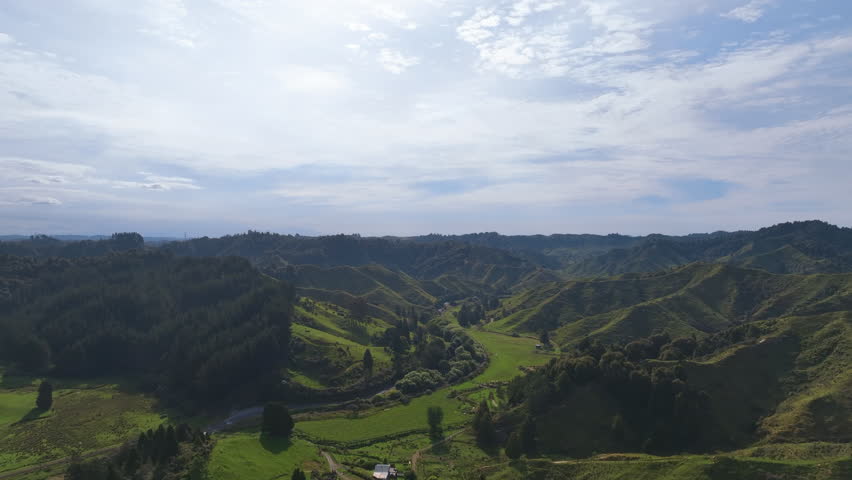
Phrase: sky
[{"left": 0, "top": 0, "right": 851, "bottom": 237}]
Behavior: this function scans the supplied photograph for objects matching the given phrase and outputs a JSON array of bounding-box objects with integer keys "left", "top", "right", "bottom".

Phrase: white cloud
[
  {"left": 1, "top": 0, "right": 852, "bottom": 234},
  {"left": 457, "top": 8, "right": 502, "bottom": 44},
  {"left": 373, "top": 4, "right": 417, "bottom": 30},
  {"left": 722, "top": 0, "right": 775, "bottom": 23},
  {"left": 367, "top": 32, "right": 389, "bottom": 42},
  {"left": 378, "top": 48, "right": 420, "bottom": 74},
  {"left": 0, "top": 195, "right": 63, "bottom": 206},
  {"left": 276, "top": 65, "right": 350, "bottom": 93},
  {"left": 0, "top": 32, "right": 13, "bottom": 45},
  {"left": 138, "top": 0, "right": 198, "bottom": 47},
  {"left": 346, "top": 22, "right": 371, "bottom": 32}
]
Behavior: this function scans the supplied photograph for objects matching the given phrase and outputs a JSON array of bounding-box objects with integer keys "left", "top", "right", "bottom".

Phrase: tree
[
  {"left": 363, "top": 348, "right": 374, "bottom": 375},
  {"left": 36, "top": 380, "right": 53, "bottom": 410},
  {"left": 262, "top": 402, "right": 294, "bottom": 437},
  {"left": 519, "top": 416, "right": 536, "bottom": 455},
  {"left": 539, "top": 330, "right": 550, "bottom": 346},
  {"left": 427, "top": 406, "right": 444, "bottom": 440},
  {"left": 291, "top": 468, "right": 306, "bottom": 480},
  {"left": 505, "top": 432, "right": 522, "bottom": 459},
  {"left": 472, "top": 400, "right": 497, "bottom": 447}
]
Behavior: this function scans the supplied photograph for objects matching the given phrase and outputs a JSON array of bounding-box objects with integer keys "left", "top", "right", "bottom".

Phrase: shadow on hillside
[
  {"left": 15, "top": 407, "right": 49, "bottom": 424},
  {"left": 259, "top": 433, "right": 293, "bottom": 454}
]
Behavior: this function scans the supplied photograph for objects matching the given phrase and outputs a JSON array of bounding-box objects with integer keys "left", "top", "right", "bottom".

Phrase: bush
[{"left": 395, "top": 369, "right": 444, "bottom": 394}]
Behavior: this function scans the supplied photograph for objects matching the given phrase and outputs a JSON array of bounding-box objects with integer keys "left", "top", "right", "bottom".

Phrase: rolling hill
[
  {"left": 489, "top": 262, "right": 852, "bottom": 346},
  {"left": 562, "top": 220, "right": 852, "bottom": 278}
]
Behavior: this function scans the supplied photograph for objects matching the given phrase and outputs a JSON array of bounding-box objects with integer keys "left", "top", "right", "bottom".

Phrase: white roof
[{"left": 373, "top": 464, "right": 391, "bottom": 479}]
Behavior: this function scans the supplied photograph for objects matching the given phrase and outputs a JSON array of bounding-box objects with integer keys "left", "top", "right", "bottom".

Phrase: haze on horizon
[{"left": 1, "top": 1, "right": 851, "bottom": 238}]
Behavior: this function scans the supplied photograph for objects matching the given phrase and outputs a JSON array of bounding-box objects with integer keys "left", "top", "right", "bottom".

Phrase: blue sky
[{"left": 0, "top": 0, "right": 851, "bottom": 236}]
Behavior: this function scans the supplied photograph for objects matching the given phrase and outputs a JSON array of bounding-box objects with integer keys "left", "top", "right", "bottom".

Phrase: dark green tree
[
  {"left": 36, "top": 380, "right": 53, "bottom": 410},
  {"left": 472, "top": 400, "right": 497, "bottom": 447},
  {"left": 291, "top": 468, "right": 306, "bottom": 480},
  {"left": 519, "top": 416, "right": 536, "bottom": 455},
  {"left": 262, "top": 402, "right": 294, "bottom": 437},
  {"left": 363, "top": 348, "right": 374, "bottom": 375},
  {"left": 539, "top": 330, "right": 550, "bottom": 346},
  {"left": 505, "top": 432, "right": 522, "bottom": 459},
  {"left": 427, "top": 406, "right": 444, "bottom": 440}
]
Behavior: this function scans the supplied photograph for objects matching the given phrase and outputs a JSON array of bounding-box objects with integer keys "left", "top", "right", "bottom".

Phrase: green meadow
[
  {"left": 208, "top": 432, "right": 326, "bottom": 480},
  {"left": 0, "top": 372, "right": 166, "bottom": 474}
]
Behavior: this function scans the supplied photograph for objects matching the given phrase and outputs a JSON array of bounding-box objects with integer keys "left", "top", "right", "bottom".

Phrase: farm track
[
  {"left": 410, "top": 429, "right": 467, "bottom": 474},
  {"left": 321, "top": 450, "right": 356, "bottom": 480}
]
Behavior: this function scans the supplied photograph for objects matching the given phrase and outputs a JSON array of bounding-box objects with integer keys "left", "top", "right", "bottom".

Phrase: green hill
[
  {"left": 490, "top": 263, "right": 852, "bottom": 346},
  {"left": 564, "top": 221, "right": 852, "bottom": 278},
  {"left": 504, "top": 308, "right": 851, "bottom": 457}
]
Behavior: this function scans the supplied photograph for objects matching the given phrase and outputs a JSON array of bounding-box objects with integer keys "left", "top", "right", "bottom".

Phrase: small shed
[{"left": 372, "top": 464, "right": 398, "bottom": 479}]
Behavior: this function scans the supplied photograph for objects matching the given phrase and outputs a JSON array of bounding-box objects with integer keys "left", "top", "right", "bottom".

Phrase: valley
[{"left": 0, "top": 221, "right": 850, "bottom": 479}]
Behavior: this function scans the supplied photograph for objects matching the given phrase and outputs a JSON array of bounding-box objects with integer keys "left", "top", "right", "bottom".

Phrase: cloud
[
  {"left": 0, "top": 195, "right": 63, "bottom": 206},
  {"left": 346, "top": 22, "right": 371, "bottom": 32},
  {"left": 378, "top": 48, "right": 419, "bottom": 74},
  {"left": 0, "top": 32, "right": 13, "bottom": 45},
  {"left": 1, "top": 0, "right": 851, "bottom": 234},
  {"left": 276, "top": 65, "right": 350, "bottom": 93},
  {"left": 722, "top": 0, "right": 775, "bottom": 23},
  {"left": 137, "top": 0, "right": 198, "bottom": 47}
]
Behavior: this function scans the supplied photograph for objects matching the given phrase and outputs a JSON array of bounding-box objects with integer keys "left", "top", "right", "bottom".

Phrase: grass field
[
  {"left": 0, "top": 376, "right": 166, "bottom": 473},
  {"left": 297, "top": 389, "right": 467, "bottom": 443},
  {"left": 208, "top": 431, "right": 326, "bottom": 480},
  {"left": 463, "top": 329, "right": 556, "bottom": 385}
]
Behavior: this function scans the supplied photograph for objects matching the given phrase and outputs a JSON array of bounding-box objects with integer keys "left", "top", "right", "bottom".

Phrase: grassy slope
[
  {"left": 0, "top": 374, "right": 166, "bottom": 473},
  {"left": 287, "top": 298, "right": 394, "bottom": 390},
  {"left": 208, "top": 432, "right": 325, "bottom": 480},
  {"left": 488, "top": 263, "right": 852, "bottom": 346}
]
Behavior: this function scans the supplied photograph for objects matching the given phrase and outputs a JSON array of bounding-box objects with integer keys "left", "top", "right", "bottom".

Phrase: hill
[
  {"left": 488, "top": 262, "right": 852, "bottom": 346},
  {"left": 563, "top": 221, "right": 852, "bottom": 277},
  {"left": 503, "top": 308, "right": 851, "bottom": 457}
]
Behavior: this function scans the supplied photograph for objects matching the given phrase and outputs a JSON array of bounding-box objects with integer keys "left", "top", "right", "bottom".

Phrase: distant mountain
[
  {"left": 0, "top": 233, "right": 145, "bottom": 258},
  {"left": 163, "top": 232, "right": 549, "bottom": 302},
  {"left": 562, "top": 220, "right": 852, "bottom": 277},
  {"left": 403, "top": 232, "right": 644, "bottom": 267}
]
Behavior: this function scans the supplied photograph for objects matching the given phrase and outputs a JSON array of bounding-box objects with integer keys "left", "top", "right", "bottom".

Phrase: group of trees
[
  {"left": 0, "top": 251, "right": 297, "bottom": 410},
  {"left": 393, "top": 318, "right": 487, "bottom": 394},
  {"left": 456, "top": 302, "right": 485, "bottom": 327},
  {"left": 504, "top": 332, "right": 715, "bottom": 455},
  {"left": 66, "top": 424, "right": 211, "bottom": 480}
]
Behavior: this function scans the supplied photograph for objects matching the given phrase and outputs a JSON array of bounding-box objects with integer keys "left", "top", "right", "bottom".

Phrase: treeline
[
  {"left": 66, "top": 424, "right": 212, "bottom": 480},
  {"left": 506, "top": 333, "right": 714, "bottom": 455},
  {"left": 0, "top": 251, "right": 295, "bottom": 410},
  {"left": 0, "top": 232, "right": 145, "bottom": 258}
]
